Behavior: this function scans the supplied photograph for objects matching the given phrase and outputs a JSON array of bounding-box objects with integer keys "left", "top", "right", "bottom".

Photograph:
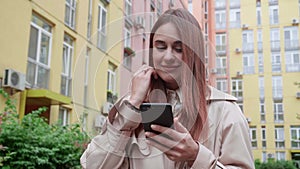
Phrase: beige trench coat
[{"left": 80, "top": 87, "right": 254, "bottom": 169}]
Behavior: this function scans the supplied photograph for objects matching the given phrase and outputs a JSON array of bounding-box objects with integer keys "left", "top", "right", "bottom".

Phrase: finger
[
  {"left": 174, "top": 118, "right": 188, "bottom": 133},
  {"left": 145, "top": 132, "right": 179, "bottom": 151},
  {"left": 150, "top": 125, "right": 183, "bottom": 141}
]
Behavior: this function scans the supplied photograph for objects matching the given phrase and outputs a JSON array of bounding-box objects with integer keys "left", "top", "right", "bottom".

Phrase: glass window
[
  {"left": 261, "top": 126, "right": 266, "bottom": 148},
  {"left": 275, "top": 126, "right": 285, "bottom": 148},
  {"left": 250, "top": 127, "right": 257, "bottom": 148},
  {"left": 65, "top": 0, "right": 76, "bottom": 29},
  {"left": 107, "top": 64, "right": 117, "bottom": 94},
  {"left": 26, "top": 14, "right": 52, "bottom": 89},
  {"left": 269, "top": 5, "right": 279, "bottom": 25},
  {"left": 216, "top": 79, "right": 227, "bottom": 93},
  {"left": 232, "top": 79, "right": 243, "bottom": 100},
  {"left": 291, "top": 126, "right": 300, "bottom": 149},
  {"left": 59, "top": 107, "right": 70, "bottom": 126},
  {"left": 97, "top": 5, "right": 107, "bottom": 51},
  {"left": 285, "top": 52, "right": 300, "bottom": 72},
  {"left": 61, "top": 34, "right": 73, "bottom": 97},
  {"left": 215, "top": 10, "right": 226, "bottom": 29},
  {"left": 243, "top": 54, "right": 255, "bottom": 74},
  {"left": 272, "top": 76, "right": 282, "bottom": 99}
]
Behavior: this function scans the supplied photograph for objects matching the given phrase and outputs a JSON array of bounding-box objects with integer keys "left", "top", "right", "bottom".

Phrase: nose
[{"left": 163, "top": 47, "right": 175, "bottom": 63}]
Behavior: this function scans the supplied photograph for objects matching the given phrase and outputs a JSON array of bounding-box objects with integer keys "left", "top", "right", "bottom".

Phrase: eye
[{"left": 174, "top": 47, "right": 182, "bottom": 53}]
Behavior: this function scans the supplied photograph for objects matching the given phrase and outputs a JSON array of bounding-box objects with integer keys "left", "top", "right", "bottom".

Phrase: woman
[{"left": 81, "top": 8, "right": 254, "bottom": 169}]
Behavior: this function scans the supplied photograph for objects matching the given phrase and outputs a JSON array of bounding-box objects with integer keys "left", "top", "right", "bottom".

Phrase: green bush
[
  {"left": 255, "top": 159, "right": 297, "bottom": 169},
  {"left": 0, "top": 89, "right": 89, "bottom": 169}
]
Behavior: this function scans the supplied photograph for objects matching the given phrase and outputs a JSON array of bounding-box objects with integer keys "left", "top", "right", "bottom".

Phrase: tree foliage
[
  {"left": 255, "top": 159, "right": 297, "bottom": 169},
  {"left": 0, "top": 89, "right": 89, "bottom": 169}
]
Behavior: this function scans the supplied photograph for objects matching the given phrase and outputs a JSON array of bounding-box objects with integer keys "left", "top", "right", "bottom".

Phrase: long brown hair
[{"left": 149, "top": 8, "right": 208, "bottom": 141}]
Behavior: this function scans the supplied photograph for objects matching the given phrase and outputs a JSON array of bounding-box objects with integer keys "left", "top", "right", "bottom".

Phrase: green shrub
[
  {"left": 0, "top": 89, "right": 89, "bottom": 169},
  {"left": 255, "top": 159, "right": 297, "bottom": 169}
]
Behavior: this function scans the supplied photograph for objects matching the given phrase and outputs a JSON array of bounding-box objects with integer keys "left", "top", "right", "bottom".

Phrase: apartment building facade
[
  {"left": 211, "top": 0, "right": 300, "bottom": 163},
  {"left": 0, "top": 0, "right": 124, "bottom": 136}
]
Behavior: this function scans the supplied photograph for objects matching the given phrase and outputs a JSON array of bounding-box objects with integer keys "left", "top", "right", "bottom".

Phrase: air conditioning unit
[
  {"left": 242, "top": 24, "right": 248, "bottom": 29},
  {"left": 2, "top": 69, "right": 25, "bottom": 91},
  {"left": 296, "top": 92, "right": 300, "bottom": 99},
  {"left": 102, "top": 102, "right": 113, "bottom": 115},
  {"left": 235, "top": 48, "right": 241, "bottom": 53},
  {"left": 292, "top": 18, "right": 299, "bottom": 25},
  {"left": 237, "top": 71, "right": 243, "bottom": 76},
  {"left": 95, "top": 114, "right": 106, "bottom": 128},
  {"left": 211, "top": 68, "right": 217, "bottom": 74},
  {"left": 134, "top": 16, "right": 145, "bottom": 29}
]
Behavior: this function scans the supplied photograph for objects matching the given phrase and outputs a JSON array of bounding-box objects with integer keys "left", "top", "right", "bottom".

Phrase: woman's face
[{"left": 152, "top": 22, "right": 183, "bottom": 89}]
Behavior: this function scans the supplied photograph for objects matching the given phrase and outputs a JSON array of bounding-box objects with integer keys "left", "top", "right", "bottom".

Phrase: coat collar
[{"left": 206, "top": 86, "right": 237, "bottom": 101}]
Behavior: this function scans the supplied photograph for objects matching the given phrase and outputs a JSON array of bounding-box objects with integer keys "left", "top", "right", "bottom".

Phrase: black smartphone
[{"left": 139, "top": 103, "right": 174, "bottom": 135}]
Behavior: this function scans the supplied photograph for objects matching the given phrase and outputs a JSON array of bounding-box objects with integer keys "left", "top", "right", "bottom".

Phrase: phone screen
[{"left": 139, "top": 103, "right": 174, "bottom": 134}]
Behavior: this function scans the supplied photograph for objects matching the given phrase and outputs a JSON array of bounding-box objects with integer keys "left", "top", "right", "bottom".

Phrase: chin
[{"left": 157, "top": 72, "right": 180, "bottom": 88}]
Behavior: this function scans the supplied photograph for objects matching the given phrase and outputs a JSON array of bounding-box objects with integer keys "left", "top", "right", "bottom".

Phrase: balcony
[
  {"left": 286, "top": 63, "right": 300, "bottom": 72},
  {"left": 216, "top": 45, "right": 226, "bottom": 56},
  {"left": 243, "top": 66, "right": 255, "bottom": 74},
  {"left": 285, "top": 39, "right": 300, "bottom": 51},
  {"left": 215, "top": 1, "right": 226, "bottom": 10},
  {"left": 230, "top": 1, "right": 240, "bottom": 9},
  {"left": 272, "top": 63, "right": 281, "bottom": 73},
  {"left": 242, "top": 42, "right": 254, "bottom": 53},
  {"left": 216, "top": 67, "right": 227, "bottom": 75},
  {"left": 216, "top": 21, "right": 226, "bottom": 30},
  {"left": 272, "top": 88, "right": 283, "bottom": 100},
  {"left": 269, "top": 0, "right": 278, "bottom": 5},
  {"left": 230, "top": 21, "right": 241, "bottom": 28},
  {"left": 271, "top": 40, "right": 281, "bottom": 51}
]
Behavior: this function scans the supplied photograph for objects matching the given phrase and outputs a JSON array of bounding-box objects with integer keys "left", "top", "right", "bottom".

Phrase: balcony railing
[
  {"left": 272, "top": 63, "right": 281, "bottom": 72},
  {"left": 215, "top": 1, "right": 226, "bottom": 10},
  {"left": 243, "top": 66, "right": 255, "bottom": 74},
  {"left": 230, "top": 1, "right": 240, "bottom": 8},
  {"left": 230, "top": 21, "right": 240, "bottom": 28},
  {"left": 216, "top": 45, "right": 226, "bottom": 55},
  {"left": 286, "top": 63, "right": 300, "bottom": 72},
  {"left": 271, "top": 40, "right": 280, "bottom": 51},
  {"left": 285, "top": 39, "right": 300, "bottom": 51},
  {"left": 216, "top": 22, "right": 226, "bottom": 30},
  {"left": 216, "top": 67, "right": 227, "bottom": 75},
  {"left": 242, "top": 43, "right": 254, "bottom": 53},
  {"left": 269, "top": 0, "right": 278, "bottom": 5}
]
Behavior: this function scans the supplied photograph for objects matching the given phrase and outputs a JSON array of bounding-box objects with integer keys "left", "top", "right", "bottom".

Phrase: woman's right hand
[{"left": 128, "top": 65, "right": 158, "bottom": 108}]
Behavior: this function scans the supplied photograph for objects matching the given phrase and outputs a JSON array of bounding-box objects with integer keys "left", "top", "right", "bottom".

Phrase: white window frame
[
  {"left": 216, "top": 79, "right": 227, "bottom": 93},
  {"left": 216, "top": 56, "right": 227, "bottom": 75},
  {"left": 97, "top": 4, "right": 107, "bottom": 51},
  {"left": 125, "top": 0, "right": 132, "bottom": 16},
  {"left": 243, "top": 54, "right": 255, "bottom": 74},
  {"left": 272, "top": 76, "right": 282, "bottom": 99},
  {"left": 188, "top": 0, "right": 193, "bottom": 13},
  {"left": 84, "top": 47, "right": 90, "bottom": 106},
  {"left": 258, "top": 53, "right": 264, "bottom": 73},
  {"left": 107, "top": 67, "right": 116, "bottom": 94},
  {"left": 231, "top": 79, "right": 243, "bottom": 99},
  {"left": 276, "top": 152, "right": 286, "bottom": 160},
  {"left": 291, "top": 126, "right": 300, "bottom": 149},
  {"left": 27, "top": 14, "right": 52, "bottom": 89},
  {"left": 230, "top": 0, "right": 240, "bottom": 8},
  {"left": 262, "top": 152, "right": 267, "bottom": 162},
  {"left": 275, "top": 127, "right": 285, "bottom": 148},
  {"left": 261, "top": 127, "right": 266, "bottom": 148},
  {"left": 274, "top": 102, "right": 284, "bottom": 122},
  {"left": 229, "top": 8, "right": 240, "bottom": 28},
  {"left": 215, "top": 0, "right": 226, "bottom": 9},
  {"left": 260, "top": 102, "right": 266, "bottom": 122},
  {"left": 270, "top": 28, "right": 280, "bottom": 51},
  {"left": 259, "top": 77, "right": 264, "bottom": 99},
  {"left": 215, "top": 10, "right": 226, "bottom": 29},
  {"left": 87, "top": 0, "right": 93, "bottom": 39},
  {"left": 271, "top": 53, "right": 281, "bottom": 72},
  {"left": 257, "top": 29, "right": 263, "bottom": 51},
  {"left": 59, "top": 107, "right": 70, "bottom": 126},
  {"left": 242, "top": 30, "right": 254, "bottom": 52},
  {"left": 269, "top": 5, "right": 279, "bottom": 25},
  {"left": 284, "top": 26, "right": 299, "bottom": 50},
  {"left": 216, "top": 33, "right": 226, "bottom": 53},
  {"left": 250, "top": 127, "right": 257, "bottom": 148},
  {"left": 285, "top": 51, "right": 300, "bottom": 72},
  {"left": 257, "top": 7, "right": 262, "bottom": 26},
  {"left": 65, "top": 0, "right": 76, "bottom": 29},
  {"left": 61, "top": 34, "right": 73, "bottom": 97}
]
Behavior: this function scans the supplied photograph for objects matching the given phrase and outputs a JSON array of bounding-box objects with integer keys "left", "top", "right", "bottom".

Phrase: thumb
[{"left": 174, "top": 117, "right": 188, "bottom": 133}]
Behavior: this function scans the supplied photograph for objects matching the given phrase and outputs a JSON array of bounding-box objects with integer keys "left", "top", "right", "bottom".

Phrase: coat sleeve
[
  {"left": 80, "top": 98, "right": 142, "bottom": 169},
  {"left": 191, "top": 101, "right": 255, "bottom": 169}
]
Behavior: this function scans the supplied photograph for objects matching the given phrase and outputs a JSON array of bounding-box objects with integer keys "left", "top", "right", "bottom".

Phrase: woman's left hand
[{"left": 145, "top": 118, "right": 199, "bottom": 165}]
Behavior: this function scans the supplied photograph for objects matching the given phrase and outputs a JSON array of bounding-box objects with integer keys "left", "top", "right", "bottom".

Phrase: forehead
[{"left": 153, "top": 22, "right": 180, "bottom": 41}]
